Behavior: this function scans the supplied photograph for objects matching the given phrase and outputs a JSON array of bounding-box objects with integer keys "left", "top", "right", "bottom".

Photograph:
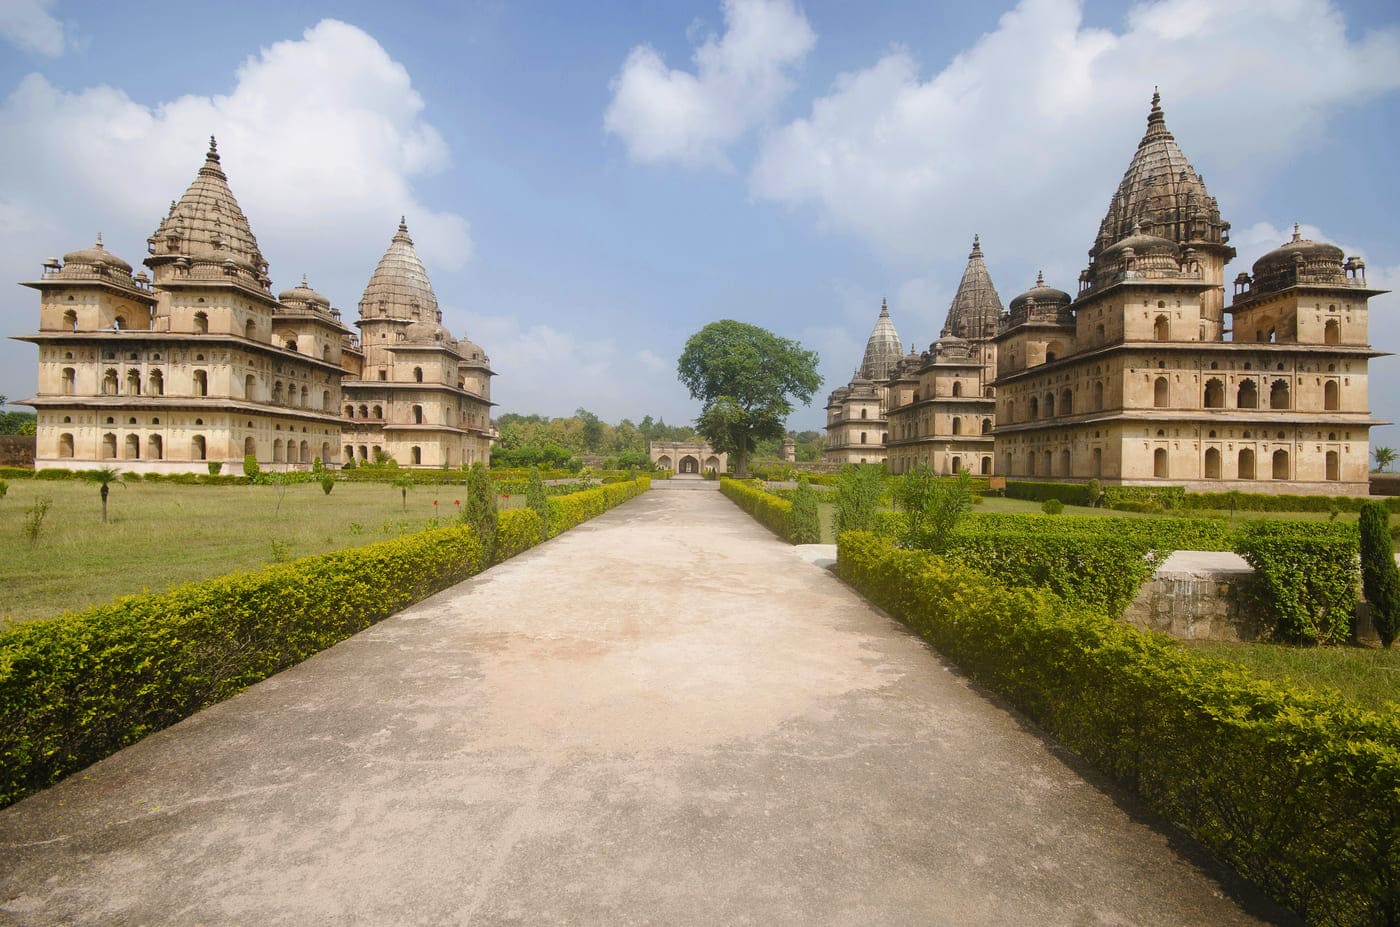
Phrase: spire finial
[
  {"left": 1291, "top": 222, "right": 1301, "bottom": 243},
  {"left": 881, "top": 296, "right": 888, "bottom": 314},
  {"left": 301, "top": 272, "right": 308, "bottom": 287},
  {"left": 1146, "top": 88, "right": 1165, "bottom": 131},
  {"left": 95, "top": 232, "right": 103, "bottom": 248},
  {"left": 399, "top": 215, "right": 407, "bottom": 231},
  {"left": 970, "top": 233, "right": 982, "bottom": 258},
  {"left": 207, "top": 135, "right": 219, "bottom": 160},
  {"left": 1036, "top": 270, "right": 1045, "bottom": 286}
]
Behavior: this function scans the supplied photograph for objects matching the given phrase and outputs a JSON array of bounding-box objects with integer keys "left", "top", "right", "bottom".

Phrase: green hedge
[
  {"left": 1233, "top": 521, "right": 1359, "bottom": 645},
  {"left": 838, "top": 531, "right": 1400, "bottom": 926},
  {"left": 720, "top": 478, "right": 793, "bottom": 540},
  {"left": 0, "top": 476, "right": 651, "bottom": 809},
  {"left": 1005, "top": 480, "right": 1095, "bottom": 506}
]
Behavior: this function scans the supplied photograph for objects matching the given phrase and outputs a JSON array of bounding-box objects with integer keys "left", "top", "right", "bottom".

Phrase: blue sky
[{"left": 2, "top": 0, "right": 1399, "bottom": 438}]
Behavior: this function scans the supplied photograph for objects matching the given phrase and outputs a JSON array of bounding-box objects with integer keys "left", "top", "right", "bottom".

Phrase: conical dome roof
[
  {"left": 147, "top": 137, "right": 268, "bottom": 284},
  {"left": 1090, "top": 92, "right": 1229, "bottom": 265},
  {"left": 359, "top": 218, "right": 438, "bottom": 322},
  {"left": 858, "top": 298, "right": 903, "bottom": 380},
  {"left": 941, "top": 235, "right": 1004, "bottom": 340}
]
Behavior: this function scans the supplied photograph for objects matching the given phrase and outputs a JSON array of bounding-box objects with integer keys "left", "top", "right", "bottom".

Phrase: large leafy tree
[{"left": 677, "top": 320, "right": 821, "bottom": 479}]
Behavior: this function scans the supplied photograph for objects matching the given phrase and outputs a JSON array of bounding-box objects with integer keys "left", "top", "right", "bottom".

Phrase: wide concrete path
[{"left": 0, "top": 490, "right": 1290, "bottom": 926}]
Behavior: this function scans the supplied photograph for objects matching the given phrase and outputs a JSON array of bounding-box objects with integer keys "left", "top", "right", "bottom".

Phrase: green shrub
[
  {"left": 720, "top": 478, "right": 791, "bottom": 539},
  {"left": 787, "top": 477, "right": 822, "bottom": 544},
  {"left": 895, "top": 467, "right": 972, "bottom": 552},
  {"left": 494, "top": 508, "right": 544, "bottom": 563},
  {"left": 834, "top": 464, "right": 884, "bottom": 534},
  {"left": 838, "top": 531, "right": 1400, "bottom": 926},
  {"left": 0, "top": 467, "right": 33, "bottom": 480},
  {"left": 526, "top": 466, "right": 551, "bottom": 536},
  {"left": 1234, "top": 521, "right": 1358, "bottom": 645},
  {"left": 207, "top": 462, "right": 223, "bottom": 476},
  {"left": 319, "top": 474, "right": 335, "bottom": 496},
  {"left": 1359, "top": 502, "right": 1399, "bottom": 648},
  {"left": 462, "top": 463, "right": 498, "bottom": 557},
  {"left": 242, "top": 454, "right": 260, "bottom": 480},
  {"left": 0, "top": 478, "right": 6, "bottom": 500},
  {"left": 1041, "top": 498, "right": 1064, "bottom": 515}
]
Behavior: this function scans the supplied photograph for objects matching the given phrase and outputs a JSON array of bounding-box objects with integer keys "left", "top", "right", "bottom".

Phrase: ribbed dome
[
  {"left": 359, "top": 218, "right": 438, "bottom": 322},
  {"left": 62, "top": 236, "right": 132, "bottom": 274},
  {"left": 1008, "top": 272, "right": 1072, "bottom": 318},
  {"left": 147, "top": 137, "right": 269, "bottom": 287},
  {"left": 1100, "top": 224, "right": 1180, "bottom": 262},
  {"left": 278, "top": 273, "right": 331, "bottom": 308},
  {"left": 404, "top": 319, "right": 451, "bottom": 343},
  {"left": 859, "top": 298, "right": 903, "bottom": 380},
  {"left": 1249, "top": 224, "right": 1348, "bottom": 296},
  {"left": 941, "top": 235, "right": 1004, "bottom": 340},
  {"left": 1089, "top": 92, "right": 1229, "bottom": 266}
]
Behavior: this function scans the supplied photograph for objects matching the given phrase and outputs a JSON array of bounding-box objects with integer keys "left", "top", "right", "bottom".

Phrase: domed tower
[
  {"left": 1086, "top": 92, "right": 1235, "bottom": 339},
  {"left": 343, "top": 218, "right": 495, "bottom": 468},
  {"left": 858, "top": 298, "right": 903, "bottom": 380},
  {"left": 942, "top": 235, "right": 1004, "bottom": 342}
]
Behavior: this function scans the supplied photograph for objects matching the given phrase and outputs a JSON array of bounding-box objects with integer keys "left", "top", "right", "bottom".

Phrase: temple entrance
[{"left": 679, "top": 455, "right": 699, "bottom": 474}]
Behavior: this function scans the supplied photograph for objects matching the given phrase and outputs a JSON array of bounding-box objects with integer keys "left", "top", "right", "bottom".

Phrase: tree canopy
[{"left": 677, "top": 320, "right": 821, "bottom": 478}]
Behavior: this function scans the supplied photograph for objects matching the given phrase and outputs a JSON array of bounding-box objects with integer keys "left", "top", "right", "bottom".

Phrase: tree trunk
[
  {"left": 401, "top": 488, "right": 407, "bottom": 512},
  {"left": 100, "top": 484, "right": 109, "bottom": 523},
  {"left": 735, "top": 444, "right": 749, "bottom": 480}
]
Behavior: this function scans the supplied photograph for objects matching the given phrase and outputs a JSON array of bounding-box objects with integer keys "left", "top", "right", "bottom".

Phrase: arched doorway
[
  {"left": 679, "top": 455, "right": 699, "bottom": 474},
  {"left": 657, "top": 455, "right": 672, "bottom": 470}
]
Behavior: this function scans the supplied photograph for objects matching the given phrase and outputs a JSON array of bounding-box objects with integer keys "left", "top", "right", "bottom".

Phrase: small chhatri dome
[
  {"left": 63, "top": 234, "right": 133, "bottom": 274},
  {"left": 359, "top": 217, "right": 438, "bottom": 323},
  {"left": 278, "top": 272, "right": 331, "bottom": 308},
  {"left": 858, "top": 297, "right": 903, "bottom": 380},
  {"left": 942, "top": 233, "right": 1004, "bottom": 340},
  {"left": 1008, "top": 271, "right": 1072, "bottom": 318},
  {"left": 1249, "top": 224, "right": 1348, "bottom": 296}
]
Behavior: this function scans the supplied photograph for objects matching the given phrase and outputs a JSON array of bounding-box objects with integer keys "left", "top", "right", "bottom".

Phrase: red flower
[
  {"left": 503, "top": 493, "right": 511, "bottom": 499},
  {"left": 454, "top": 499, "right": 460, "bottom": 505}
]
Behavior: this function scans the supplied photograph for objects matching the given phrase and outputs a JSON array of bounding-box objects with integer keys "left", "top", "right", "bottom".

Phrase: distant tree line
[{"left": 0, "top": 395, "right": 36, "bottom": 436}]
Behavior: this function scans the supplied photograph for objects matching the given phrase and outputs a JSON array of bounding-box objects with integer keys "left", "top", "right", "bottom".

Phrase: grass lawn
[
  {"left": 0, "top": 478, "right": 518, "bottom": 625},
  {"left": 1184, "top": 640, "right": 1400, "bottom": 714}
]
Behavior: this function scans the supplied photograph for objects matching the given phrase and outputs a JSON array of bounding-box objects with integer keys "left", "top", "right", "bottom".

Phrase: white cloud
[
  {"left": 750, "top": 0, "right": 1400, "bottom": 268},
  {"left": 604, "top": 0, "right": 816, "bottom": 168},
  {"left": 0, "top": 0, "right": 65, "bottom": 56}
]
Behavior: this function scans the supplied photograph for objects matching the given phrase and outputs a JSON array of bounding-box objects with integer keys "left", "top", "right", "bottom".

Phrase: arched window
[
  {"left": 1270, "top": 379, "right": 1290, "bottom": 410},
  {"left": 1204, "top": 447, "right": 1221, "bottom": 479},
  {"left": 300, "top": 440, "right": 311, "bottom": 464},
  {"left": 244, "top": 436, "right": 256, "bottom": 457},
  {"left": 951, "top": 381, "right": 962, "bottom": 398},
  {"left": 285, "top": 339, "right": 298, "bottom": 352},
  {"left": 1204, "top": 378, "right": 1224, "bottom": 408},
  {"left": 1154, "top": 447, "right": 1168, "bottom": 478},
  {"left": 951, "top": 417, "right": 961, "bottom": 435},
  {"left": 860, "top": 408, "right": 868, "bottom": 419},
  {"left": 63, "top": 309, "right": 78, "bottom": 331},
  {"left": 1272, "top": 449, "right": 1290, "bottom": 480},
  {"left": 1043, "top": 450, "right": 1052, "bottom": 475},
  {"left": 1059, "top": 449, "right": 1071, "bottom": 476},
  {"left": 411, "top": 446, "right": 422, "bottom": 465},
  {"left": 372, "top": 405, "right": 382, "bottom": 419},
  {"left": 101, "top": 432, "right": 117, "bottom": 458},
  {"left": 1153, "top": 377, "right": 1169, "bottom": 408},
  {"left": 59, "top": 433, "right": 75, "bottom": 458},
  {"left": 1154, "top": 315, "right": 1169, "bottom": 341},
  {"left": 126, "top": 369, "right": 141, "bottom": 395},
  {"left": 61, "top": 367, "right": 76, "bottom": 395},
  {"left": 1044, "top": 393, "right": 1056, "bottom": 417},
  {"left": 413, "top": 367, "right": 424, "bottom": 383},
  {"left": 192, "top": 435, "right": 207, "bottom": 460},
  {"left": 193, "top": 369, "right": 208, "bottom": 397},
  {"left": 1092, "top": 380, "right": 1104, "bottom": 411},
  {"left": 413, "top": 404, "right": 424, "bottom": 425},
  {"left": 149, "top": 435, "right": 163, "bottom": 460},
  {"left": 981, "top": 418, "right": 992, "bottom": 434},
  {"left": 112, "top": 316, "right": 126, "bottom": 330},
  {"left": 300, "top": 385, "right": 309, "bottom": 406},
  {"left": 344, "top": 445, "right": 354, "bottom": 462},
  {"left": 1029, "top": 396, "right": 1039, "bottom": 418},
  {"left": 272, "top": 382, "right": 284, "bottom": 404},
  {"left": 1237, "top": 380, "right": 1258, "bottom": 408},
  {"left": 345, "top": 405, "right": 355, "bottom": 418},
  {"left": 245, "top": 319, "right": 257, "bottom": 340},
  {"left": 1239, "top": 448, "right": 1255, "bottom": 479},
  {"left": 1324, "top": 380, "right": 1340, "bottom": 411},
  {"left": 1027, "top": 452, "right": 1036, "bottom": 476},
  {"left": 273, "top": 439, "right": 285, "bottom": 463},
  {"left": 1324, "top": 319, "right": 1340, "bottom": 344},
  {"left": 1092, "top": 447, "right": 1103, "bottom": 476},
  {"left": 859, "top": 432, "right": 867, "bottom": 444},
  {"left": 322, "top": 390, "right": 331, "bottom": 411},
  {"left": 981, "top": 456, "right": 991, "bottom": 475},
  {"left": 1326, "top": 450, "right": 1340, "bottom": 481},
  {"left": 102, "top": 368, "right": 119, "bottom": 395},
  {"left": 1060, "top": 388, "right": 1073, "bottom": 414},
  {"left": 194, "top": 311, "right": 208, "bottom": 334}
]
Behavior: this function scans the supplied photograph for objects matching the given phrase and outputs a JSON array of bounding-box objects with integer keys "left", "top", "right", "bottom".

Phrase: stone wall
[
  {"left": 1123, "top": 549, "right": 1380, "bottom": 644},
  {"left": 0, "top": 435, "right": 35, "bottom": 467}
]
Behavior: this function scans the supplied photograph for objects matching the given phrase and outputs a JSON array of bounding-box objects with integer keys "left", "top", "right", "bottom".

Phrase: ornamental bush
[
  {"left": 834, "top": 464, "right": 885, "bottom": 534},
  {"left": 462, "top": 462, "right": 499, "bottom": 559},
  {"left": 837, "top": 531, "right": 1400, "bottom": 926},
  {"left": 526, "top": 466, "right": 551, "bottom": 536},
  {"left": 787, "top": 476, "right": 822, "bottom": 544},
  {"left": 895, "top": 467, "right": 972, "bottom": 552},
  {"left": 1359, "top": 501, "right": 1399, "bottom": 648},
  {"left": 1041, "top": 498, "right": 1064, "bottom": 515},
  {"left": 1234, "top": 520, "right": 1358, "bottom": 645},
  {"left": 242, "top": 454, "right": 260, "bottom": 480}
]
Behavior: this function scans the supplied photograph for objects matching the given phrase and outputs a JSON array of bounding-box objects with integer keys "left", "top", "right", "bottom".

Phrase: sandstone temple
[
  {"left": 16, "top": 138, "right": 495, "bottom": 473},
  {"left": 825, "top": 93, "right": 1386, "bottom": 495}
]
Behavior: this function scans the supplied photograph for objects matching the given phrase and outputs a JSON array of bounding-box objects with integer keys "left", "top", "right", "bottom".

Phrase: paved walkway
[{"left": 0, "top": 491, "right": 1291, "bottom": 926}]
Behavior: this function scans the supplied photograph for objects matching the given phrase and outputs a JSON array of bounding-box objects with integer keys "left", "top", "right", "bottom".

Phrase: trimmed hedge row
[
  {"left": 720, "top": 478, "right": 794, "bottom": 540},
  {"left": 838, "top": 531, "right": 1400, "bottom": 927},
  {"left": 1004, "top": 480, "right": 1096, "bottom": 506},
  {"left": 1002, "top": 478, "right": 1400, "bottom": 514},
  {"left": 1233, "top": 521, "right": 1359, "bottom": 645},
  {"left": 0, "top": 477, "right": 650, "bottom": 808}
]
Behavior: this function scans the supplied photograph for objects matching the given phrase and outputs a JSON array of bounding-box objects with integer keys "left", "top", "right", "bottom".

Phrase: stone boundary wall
[
  {"left": 0, "top": 435, "right": 35, "bottom": 467},
  {"left": 1124, "top": 550, "right": 1380, "bottom": 644}
]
